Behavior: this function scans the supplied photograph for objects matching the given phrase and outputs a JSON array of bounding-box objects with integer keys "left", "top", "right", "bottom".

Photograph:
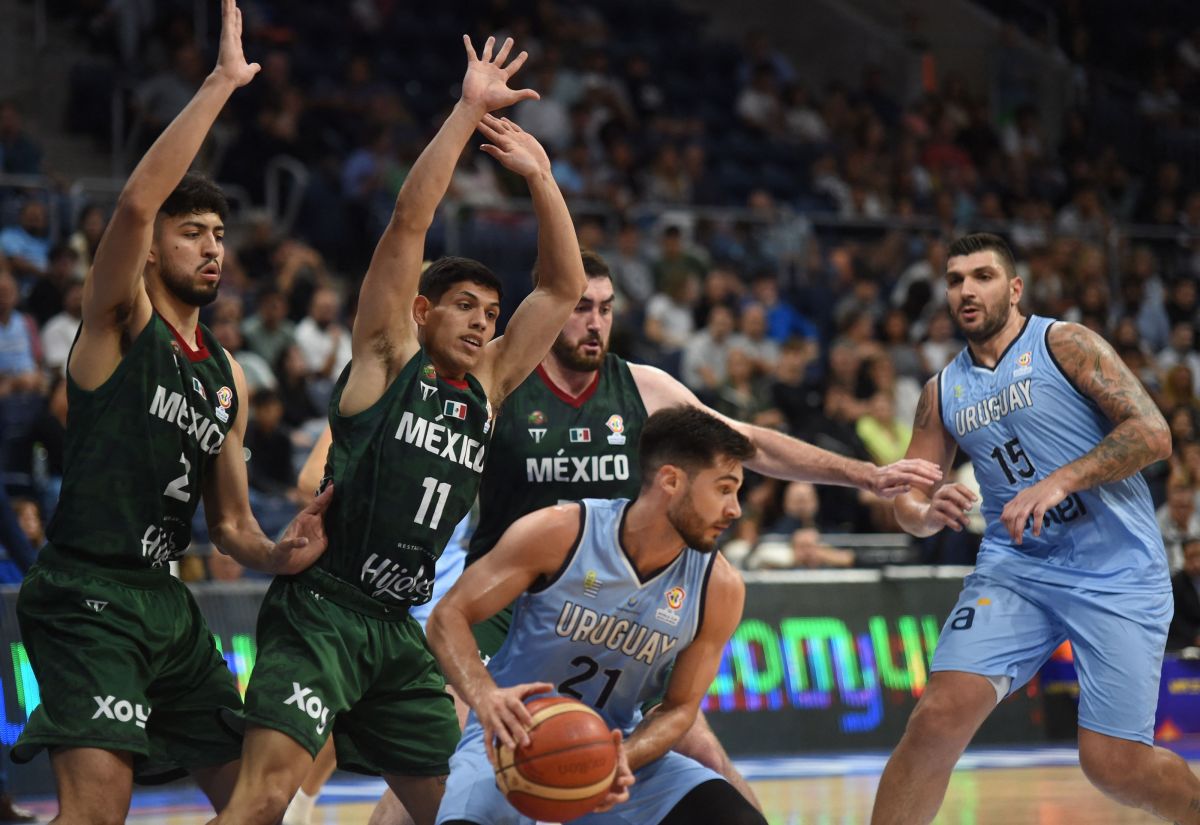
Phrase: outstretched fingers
[
  {"left": 481, "top": 35, "right": 496, "bottom": 62},
  {"left": 494, "top": 36, "right": 514, "bottom": 66}
]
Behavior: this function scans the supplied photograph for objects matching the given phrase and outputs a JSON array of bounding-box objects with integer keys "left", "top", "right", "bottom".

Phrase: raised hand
[
  {"left": 214, "top": 0, "right": 260, "bottom": 88},
  {"left": 461, "top": 35, "right": 539, "bottom": 113},
  {"left": 867, "top": 458, "right": 944, "bottom": 498},
  {"left": 268, "top": 483, "right": 332, "bottom": 574},
  {"left": 477, "top": 114, "right": 551, "bottom": 179}
]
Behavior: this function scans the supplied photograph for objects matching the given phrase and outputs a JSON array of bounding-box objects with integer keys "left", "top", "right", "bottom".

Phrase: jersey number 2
[
  {"left": 415, "top": 476, "right": 451, "bottom": 529},
  {"left": 164, "top": 454, "right": 191, "bottom": 502},
  {"left": 558, "top": 655, "right": 623, "bottom": 709}
]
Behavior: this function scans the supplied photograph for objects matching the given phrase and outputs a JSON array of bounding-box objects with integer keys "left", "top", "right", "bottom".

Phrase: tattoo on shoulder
[
  {"left": 1050, "top": 324, "right": 1158, "bottom": 423},
  {"left": 914, "top": 380, "right": 936, "bottom": 428}
]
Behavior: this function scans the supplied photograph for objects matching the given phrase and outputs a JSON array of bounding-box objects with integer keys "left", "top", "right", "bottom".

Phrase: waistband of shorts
[
  {"left": 291, "top": 566, "right": 413, "bottom": 620},
  {"left": 36, "top": 543, "right": 175, "bottom": 588}
]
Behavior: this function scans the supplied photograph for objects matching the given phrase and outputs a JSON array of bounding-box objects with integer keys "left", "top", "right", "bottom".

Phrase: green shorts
[
  {"left": 241, "top": 567, "right": 459, "bottom": 776},
  {"left": 471, "top": 603, "right": 514, "bottom": 660},
  {"left": 13, "top": 554, "right": 243, "bottom": 782}
]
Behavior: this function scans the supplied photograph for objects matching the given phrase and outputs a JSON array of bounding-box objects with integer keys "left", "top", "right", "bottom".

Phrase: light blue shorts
[
  {"left": 435, "top": 721, "right": 721, "bottom": 825},
  {"left": 931, "top": 571, "right": 1172, "bottom": 744},
  {"left": 410, "top": 515, "right": 470, "bottom": 632}
]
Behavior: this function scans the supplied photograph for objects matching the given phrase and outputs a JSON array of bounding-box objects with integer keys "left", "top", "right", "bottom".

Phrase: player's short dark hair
[
  {"left": 160, "top": 171, "right": 229, "bottom": 222},
  {"left": 638, "top": 405, "right": 756, "bottom": 484},
  {"left": 947, "top": 233, "right": 1017, "bottom": 278},
  {"left": 531, "top": 248, "right": 610, "bottom": 287},
  {"left": 419, "top": 256, "right": 503, "bottom": 303}
]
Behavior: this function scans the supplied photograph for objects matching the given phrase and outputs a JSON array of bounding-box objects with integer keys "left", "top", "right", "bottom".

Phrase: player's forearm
[
  {"left": 743, "top": 424, "right": 874, "bottom": 489},
  {"left": 623, "top": 703, "right": 696, "bottom": 771},
  {"left": 392, "top": 100, "right": 485, "bottom": 231},
  {"left": 118, "top": 73, "right": 239, "bottom": 217},
  {"left": 526, "top": 170, "right": 588, "bottom": 300},
  {"left": 426, "top": 604, "right": 498, "bottom": 708},
  {"left": 208, "top": 516, "right": 277, "bottom": 572},
  {"left": 893, "top": 490, "right": 939, "bottom": 538},
  {"left": 1052, "top": 417, "right": 1172, "bottom": 495}
]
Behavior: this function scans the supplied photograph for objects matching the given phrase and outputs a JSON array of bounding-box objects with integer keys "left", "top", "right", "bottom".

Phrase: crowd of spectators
[{"left": 0, "top": 0, "right": 1196, "bottom": 587}]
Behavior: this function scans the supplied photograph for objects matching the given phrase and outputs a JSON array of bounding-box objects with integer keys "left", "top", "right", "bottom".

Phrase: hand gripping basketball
[{"left": 494, "top": 696, "right": 631, "bottom": 822}]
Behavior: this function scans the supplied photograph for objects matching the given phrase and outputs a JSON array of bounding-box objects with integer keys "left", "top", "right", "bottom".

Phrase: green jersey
[
  {"left": 467, "top": 355, "right": 647, "bottom": 565},
  {"left": 46, "top": 314, "right": 238, "bottom": 572},
  {"left": 319, "top": 349, "right": 490, "bottom": 607}
]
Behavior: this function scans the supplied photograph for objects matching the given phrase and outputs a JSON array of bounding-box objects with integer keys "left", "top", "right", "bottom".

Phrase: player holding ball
[{"left": 427, "top": 406, "right": 767, "bottom": 825}]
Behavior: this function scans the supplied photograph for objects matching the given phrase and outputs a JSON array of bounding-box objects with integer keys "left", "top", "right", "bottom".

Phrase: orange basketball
[{"left": 494, "top": 696, "right": 619, "bottom": 822}]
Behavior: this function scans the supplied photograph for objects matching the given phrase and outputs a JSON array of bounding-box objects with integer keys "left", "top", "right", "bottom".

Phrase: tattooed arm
[
  {"left": 893, "top": 377, "right": 972, "bottom": 538},
  {"left": 998, "top": 322, "right": 1171, "bottom": 544},
  {"left": 1047, "top": 322, "right": 1172, "bottom": 487}
]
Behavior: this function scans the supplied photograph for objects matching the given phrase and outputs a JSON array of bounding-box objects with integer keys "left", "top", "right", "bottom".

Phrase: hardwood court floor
[{"left": 102, "top": 760, "right": 1197, "bottom": 824}]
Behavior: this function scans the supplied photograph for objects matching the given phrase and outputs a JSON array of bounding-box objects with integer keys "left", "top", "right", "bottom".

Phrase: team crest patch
[
  {"left": 422, "top": 364, "right": 437, "bottom": 381},
  {"left": 583, "top": 570, "right": 601, "bottom": 598},
  {"left": 1014, "top": 351, "right": 1033, "bottom": 377},
  {"left": 605, "top": 414, "right": 626, "bottom": 445},
  {"left": 528, "top": 410, "right": 546, "bottom": 426},
  {"left": 216, "top": 386, "right": 233, "bottom": 408}
]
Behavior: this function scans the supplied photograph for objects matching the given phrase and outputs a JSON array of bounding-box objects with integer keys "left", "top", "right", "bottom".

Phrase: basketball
[{"left": 494, "top": 696, "right": 619, "bottom": 822}]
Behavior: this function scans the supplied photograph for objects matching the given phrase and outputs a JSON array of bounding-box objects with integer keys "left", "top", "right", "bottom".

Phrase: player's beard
[
  {"left": 551, "top": 332, "right": 607, "bottom": 372},
  {"left": 160, "top": 259, "right": 220, "bottom": 307},
  {"left": 667, "top": 488, "right": 721, "bottom": 553},
  {"left": 958, "top": 294, "right": 1011, "bottom": 343}
]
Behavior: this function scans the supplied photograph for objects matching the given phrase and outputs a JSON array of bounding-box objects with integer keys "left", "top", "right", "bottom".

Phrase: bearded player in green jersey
[
  {"left": 304, "top": 250, "right": 943, "bottom": 825},
  {"left": 212, "top": 36, "right": 587, "bottom": 825},
  {"left": 10, "top": 2, "right": 331, "bottom": 822}
]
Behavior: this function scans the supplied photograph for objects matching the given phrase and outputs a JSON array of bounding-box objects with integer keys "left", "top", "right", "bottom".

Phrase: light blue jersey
[
  {"left": 487, "top": 497, "right": 715, "bottom": 733},
  {"left": 938, "top": 315, "right": 1168, "bottom": 593},
  {"left": 437, "top": 498, "right": 723, "bottom": 825},
  {"left": 932, "top": 314, "right": 1172, "bottom": 745}
]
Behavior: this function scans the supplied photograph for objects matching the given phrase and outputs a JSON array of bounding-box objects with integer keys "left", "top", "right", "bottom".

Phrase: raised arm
[
  {"left": 477, "top": 116, "right": 588, "bottom": 402},
  {"left": 891, "top": 377, "right": 973, "bottom": 538},
  {"left": 998, "top": 322, "right": 1172, "bottom": 543},
  {"left": 72, "top": 0, "right": 258, "bottom": 390},
  {"left": 631, "top": 363, "right": 943, "bottom": 497},
  {"left": 426, "top": 504, "right": 579, "bottom": 761},
  {"left": 623, "top": 555, "right": 744, "bottom": 770},
  {"left": 203, "top": 356, "right": 332, "bottom": 573},
  {"left": 339, "top": 36, "right": 538, "bottom": 416}
]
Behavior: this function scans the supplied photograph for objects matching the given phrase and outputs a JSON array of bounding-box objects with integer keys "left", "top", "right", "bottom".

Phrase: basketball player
[
  {"left": 429, "top": 405, "right": 767, "bottom": 825},
  {"left": 309, "top": 249, "right": 942, "bottom": 825},
  {"left": 871, "top": 233, "right": 1200, "bottom": 824},
  {"left": 211, "top": 36, "right": 587, "bottom": 825},
  {"left": 10, "top": 2, "right": 331, "bottom": 822}
]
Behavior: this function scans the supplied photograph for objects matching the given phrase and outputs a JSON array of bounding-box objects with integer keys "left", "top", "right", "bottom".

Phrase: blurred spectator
[
  {"left": 855, "top": 393, "right": 912, "bottom": 466},
  {"left": 132, "top": 42, "right": 207, "bottom": 140},
  {"left": 242, "top": 286, "right": 296, "bottom": 366},
  {"left": 0, "top": 101, "right": 42, "bottom": 175},
  {"left": 1167, "top": 537, "right": 1200, "bottom": 651},
  {"left": 11, "top": 497, "right": 43, "bottom": 548},
  {"left": 41, "top": 279, "right": 83, "bottom": 374},
  {"left": 1160, "top": 483, "right": 1200, "bottom": 574},
  {"left": 209, "top": 304, "right": 275, "bottom": 392},
  {"left": 736, "top": 302, "right": 779, "bottom": 375},
  {"left": 879, "top": 308, "right": 926, "bottom": 382},
  {"left": 745, "top": 482, "right": 854, "bottom": 570},
  {"left": 642, "top": 274, "right": 696, "bottom": 367},
  {"left": 919, "top": 311, "right": 958, "bottom": 373},
  {"left": 274, "top": 344, "right": 322, "bottom": 430},
  {"left": 0, "top": 201, "right": 51, "bottom": 282},
  {"left": 769, "top": 338, "right": 822, "bottom": 434},
  {"left": 652, "top": 225, "right": 706, "bottom": 293},
  {"left": 681, "top": 304, "right": 738, "bottom": 393},
  {"left": 67, "top": 204, "right": 107, "bottom": 279},
  {"left": 244, "top": 388, "right": 304, "bottom": 538},
  {"left": 600, "top": 221, "right": 654, "bottom": 305},
  {"left": 294, "top": 285, "right": 352, "bottom": 402},
  {"left": 0, "top": 268, "right": 41, "bottom": 396},
  {"left": 1158, "top": 322, "right": 1200, "bottom": 393},
  {"left": 781, "top": 84, "right": 829, "bottom": 144},
  {"left": 714, "top": 347, "right": 773, "bottom": 423},
  {"left": 750, "top": 272, "right": 816, "bottom": 343},
  {"left": 27, "top": 244, "right": 81, "bottom": 327}
]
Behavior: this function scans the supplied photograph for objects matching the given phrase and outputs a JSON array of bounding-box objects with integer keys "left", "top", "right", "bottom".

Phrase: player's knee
[
  {"left": 903, "top": 695, "right": 976, "bottom": 747},
  {"left": 226, "top": 779, "right": 297, "bottom": 825},
  {"left": 1078, "top": 740, "right": 1143, "bottom": 803}
]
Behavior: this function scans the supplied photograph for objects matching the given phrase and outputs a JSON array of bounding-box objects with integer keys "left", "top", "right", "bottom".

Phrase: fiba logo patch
[
  {"left": 1014, "top": 351, "right": 1033, "bottom": 377},
  {"left": 215, "top": 385, "right": 233, "bottom": 423},
  {"left": 656, "top": 586, "right": 686, "bottom": 627},
  {"left": 665, "top": 586, "right": 686, "bottom": 610},
  {"left": 605, "top": 414, "right": 626, "bottom": 445}
]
